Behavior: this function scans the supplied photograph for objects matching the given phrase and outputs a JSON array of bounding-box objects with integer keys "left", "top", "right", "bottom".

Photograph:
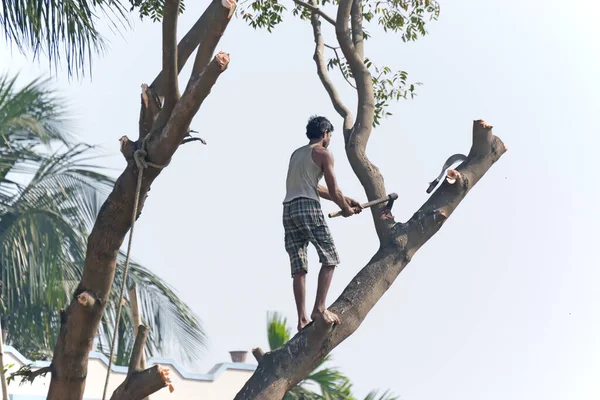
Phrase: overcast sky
[{"left": 2, "top": 0, "right": 599, "bottom": 398}]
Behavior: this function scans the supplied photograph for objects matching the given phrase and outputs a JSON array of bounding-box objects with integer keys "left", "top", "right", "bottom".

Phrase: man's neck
[{"left": 308, "top": 139, "right": 323, "bottom": 146}]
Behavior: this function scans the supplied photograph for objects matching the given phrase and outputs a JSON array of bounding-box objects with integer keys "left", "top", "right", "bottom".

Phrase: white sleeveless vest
[{"left": 283, "top": 144, "right": 323, "bottom": 203}]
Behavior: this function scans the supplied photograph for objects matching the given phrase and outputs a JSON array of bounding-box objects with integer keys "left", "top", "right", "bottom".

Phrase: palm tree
[
  {"left": 266, "top": 312, "right": 399, "bottom": 400},
  {"left": 0, "top": 73, "right": 206, "bottom": 367}
]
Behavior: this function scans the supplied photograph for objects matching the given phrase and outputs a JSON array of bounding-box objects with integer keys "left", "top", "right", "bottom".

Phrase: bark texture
[
  {"left": 235, "top": 0, "right": 507, "bottom": 398},
  {"left": 109, "top": 326, "right": 173, "bottom": 400},
  {"left": 46, "top": 1, "right": 235, "bottom": 399}
]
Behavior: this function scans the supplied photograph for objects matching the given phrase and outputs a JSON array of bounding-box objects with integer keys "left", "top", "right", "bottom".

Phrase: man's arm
[
  {"left": 317, "top": 149, "right": 354, "bottom": 215},
  {"left": 318, "top": 184, "right": 362, "bottom": 210},
  {"left": 317, "top": 184, "right": 333, "bottom": 201}
]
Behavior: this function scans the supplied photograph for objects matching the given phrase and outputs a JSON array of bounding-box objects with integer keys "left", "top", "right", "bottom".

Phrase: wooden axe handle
[{"left": 328, "top": 193, "right": 398, "bottom": 218}]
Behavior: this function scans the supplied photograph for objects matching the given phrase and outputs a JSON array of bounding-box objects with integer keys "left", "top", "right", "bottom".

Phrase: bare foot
[
  {"left": 311, "top": 309, "right": 340, "bottom": 326},
  {"left": 297, "top": 316, "right": 310, "bottom": 331}
]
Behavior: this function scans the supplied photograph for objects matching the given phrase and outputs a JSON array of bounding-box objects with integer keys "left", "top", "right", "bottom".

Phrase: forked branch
[
  {"left": 151, "top": 0, "right": 234, "bottom": 96},
  {"left": 188, "top": 0, "right": 236, "bottom": 86},
  {"left": 146, "top": 52, "right": 231, "bottom": 163},
  {"left": 154, "top": 0, "right": 181, "bottom": 131}
]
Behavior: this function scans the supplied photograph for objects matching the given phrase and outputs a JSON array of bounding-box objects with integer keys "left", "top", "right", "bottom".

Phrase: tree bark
[
  {"left": 128, "top": 283, "right": 148, "bottom": 400},
  {"left": 109, "top": 326, "right": 173, "bottom": 400},
  {"left": 234, "top": 7, "right": 505, "bottom": 398},
  {"left": 46, "top": 1, "right": 235, "bottom": 399}
]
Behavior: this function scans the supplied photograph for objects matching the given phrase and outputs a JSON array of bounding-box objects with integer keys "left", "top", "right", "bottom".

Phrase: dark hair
[{"left": 306, "top": 115, "right": 334, "bottom": 140}]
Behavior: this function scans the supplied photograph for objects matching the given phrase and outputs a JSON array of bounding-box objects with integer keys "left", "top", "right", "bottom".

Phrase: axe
[{"left": 328, "top": 193, "right": 398, "bottom": 219}]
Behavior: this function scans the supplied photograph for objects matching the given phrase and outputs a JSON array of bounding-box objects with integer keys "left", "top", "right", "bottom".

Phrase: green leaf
[{"left": 267, "top": 311, "right": 291, "bottom": 350}]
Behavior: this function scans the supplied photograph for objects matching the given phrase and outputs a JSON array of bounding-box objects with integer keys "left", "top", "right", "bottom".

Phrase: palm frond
[
  {"left": 102, "top": 255, "right": 208, "bottom": 367},
  {"left": 363, "top": 390, "right": 399, "bottom": 400},
  {"left": 306, "top": 362, "right": 352, "bottom": 400},
  {"left": 267, "top": 311, "right": 291, "bottom": 351},
  {"left": 284, "top": 385, "right": 322, "bottom": 400},
  {"left": 0, "top": 0, "right": 131, "bottom": 77},
  {"left": 0, "top": 73, "right": 71, "bottom": 181}
]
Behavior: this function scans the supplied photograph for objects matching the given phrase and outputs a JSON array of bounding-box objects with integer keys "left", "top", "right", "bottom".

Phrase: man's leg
[
  {"left": 284, "top": 201, "right": 310, "bottom": 331},
  {"left": 293, "top": 272, "right": 310, "bottom": 331},
  {"left": 310, "top": 264, "right": 340, "bottom": 325}
]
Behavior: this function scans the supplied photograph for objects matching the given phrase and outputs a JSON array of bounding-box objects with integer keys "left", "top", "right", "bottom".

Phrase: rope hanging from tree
[{"left": 101, "top": 137, "right": 167, "bottom": 400}]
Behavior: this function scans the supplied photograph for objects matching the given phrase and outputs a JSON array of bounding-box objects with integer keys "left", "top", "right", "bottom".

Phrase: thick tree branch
[
  {"left": 234, "top": 121, "right": 507, "bottom": 400},
  {"left": 109, "top": 324, "right": 172, "bottom": 400},
  {"left": 294, "top": 0, "right": 336, "bottom": 26},
  {"left": 310, "top": 9, "right": 352, "bottom": 125},
  {"left": 336, "top": 0, "right": 390, "bottom": 241},
  {"left": 109, "top": 365, "right": 172, "bottom": 400},
  {"left": 187, "top": 0, "right": 236, "bottom": 87},
  {"left": 153, "top": 0, "right": 181, "bottom": 132},
  {"left": 350, "top": 0, "right": 364, "bottom": 59},
  {"left": 151, "top": 0, "right": 236, "bottom": 96},
  {"left": 128, "top": 325, "right": 149, "bottom": 376},
  {"left": 129, "top": 286, "right": 149, "bottom": 400}
]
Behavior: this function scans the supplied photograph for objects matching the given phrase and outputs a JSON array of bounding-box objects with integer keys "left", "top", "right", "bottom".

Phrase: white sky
[{"left": 2, "top": 0, "right": 600, "bottom": 398}]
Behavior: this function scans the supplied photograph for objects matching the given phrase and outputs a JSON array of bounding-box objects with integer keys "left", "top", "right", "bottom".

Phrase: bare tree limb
[
  {"left": 139, "top": 84, "right": 162, "bottom": 140},
  {"left": 234, "top": 120, "right": 507, "bottom": 400},
  {"left": 151, "top": 0, "right": 236, "bottom": 96},
  {"left": 181, "top": 137, "right": 207, "bottom": 145},
  {"left": 294, "top": 0, "right": 336, "bottom": 26},
  {"left": 187, "top": 0, "right": 236, "bottom": 88},
  {"left": 128, "top": 325, "right": 149, "bottom": 377},
  {"left": 350, "top": 0, "right": 364, "bottom": 59},
  {"left": 252, "top": 347, "right": 265, "bottom": 363},
  {"left": 153, "top": 0, "right": 182, "bottom": 132},
  {"left": 110, "top": 325, "right": 173, "bottom": 400},
  {"left": 109, "top": 366, "right": 172, "bottom": 400},
  {"left": 10, "top": 365, "right": 52, "bottom": 385},
  {"left": 310, "top": 8, "right": 352, "bottom": 126},
  {"left": 129, "top": 286, "right": 149, "bottom": 400}
]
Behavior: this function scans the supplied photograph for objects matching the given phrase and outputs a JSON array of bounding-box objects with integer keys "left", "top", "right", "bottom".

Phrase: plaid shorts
[{"left": 283, "top": 197, "right": 340, "bottom": 277}]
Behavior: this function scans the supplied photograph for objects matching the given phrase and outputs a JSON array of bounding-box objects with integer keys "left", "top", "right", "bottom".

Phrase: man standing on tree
[{"left": 282, "top": 115, "right": 362, "bottom": 331}]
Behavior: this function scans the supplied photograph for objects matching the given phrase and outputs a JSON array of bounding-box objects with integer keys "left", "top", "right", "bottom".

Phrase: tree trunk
[
  {"left": 45, "top": 1, "right": 236, "bottom": 399},
  {"left": 109, "top": 326, "right": 173, "bottom": 400}
]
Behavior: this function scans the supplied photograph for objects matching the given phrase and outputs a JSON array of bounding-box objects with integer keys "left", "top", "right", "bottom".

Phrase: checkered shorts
[{"left": 283, "top": 197, "right": 340, "bottom": 277}]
